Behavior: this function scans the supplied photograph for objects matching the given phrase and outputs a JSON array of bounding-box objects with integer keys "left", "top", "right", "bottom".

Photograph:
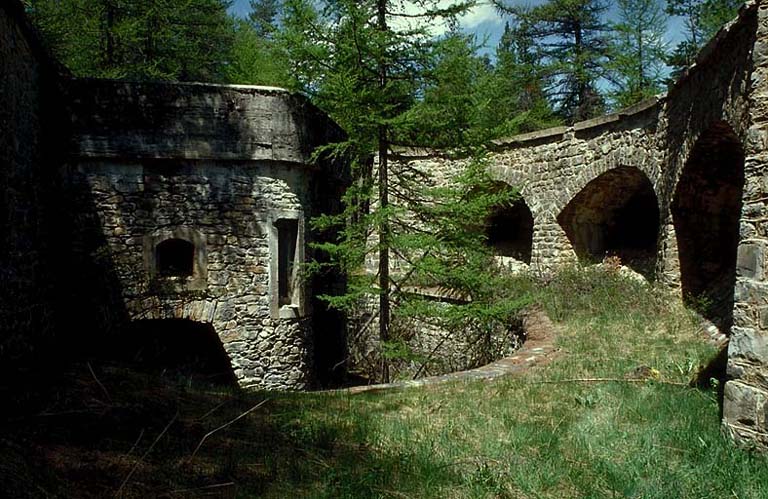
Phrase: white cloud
[
  {"left": 392, "top": 1, "right": 503, "bottom": 36},
  {"left": 459, "top": 2, "right": 502, "bottom": 29}
]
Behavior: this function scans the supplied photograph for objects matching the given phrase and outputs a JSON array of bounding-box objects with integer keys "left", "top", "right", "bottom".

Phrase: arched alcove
[
  {"left": 156, "top": 238, "right": 194, "bottom": 276},
  {"left": 114, "top": 319, "right": 236, "bottom": 385},
  {"left": 485, "top": 199, "right": 534, "bottom": 264},
  {"left": 557, "top": 166, "right": 660, "bottom": 277},
  {"left": 672, "top": 121, "right": 745, "bottom": 333}
]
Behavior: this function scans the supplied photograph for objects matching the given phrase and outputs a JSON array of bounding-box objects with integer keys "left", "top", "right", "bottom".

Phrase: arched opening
[
  {"left": 156, "top": 238, "right": 194, "bottom": 277},
  {"left": 557, "top": 166, "right": 659, "bottom": 277},
  {"left": 485, "top": 198, "right": 534, "bottom": 264},
  {"left": 113, "top": 319, "right": 236, "bottom": 386},
  {"left": 672, "top": 121, "right": 744, "bottom": 333}
]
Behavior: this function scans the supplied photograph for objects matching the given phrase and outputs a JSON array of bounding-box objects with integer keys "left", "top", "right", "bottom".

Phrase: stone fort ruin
[{"left": 2, "top": 0, "right": 768, "bottom": 447}]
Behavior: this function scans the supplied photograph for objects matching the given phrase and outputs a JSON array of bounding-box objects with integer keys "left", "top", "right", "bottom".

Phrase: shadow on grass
[{"left": 0, "top": 362, "right": 461, "bottom": 498}]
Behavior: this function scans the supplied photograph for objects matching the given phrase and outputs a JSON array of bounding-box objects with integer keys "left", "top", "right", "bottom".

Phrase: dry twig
[
  {"left": 116, "top": 411, "right": 178, "bottom": 498},
  {"left": 189, "top": 398, "right": 270, "bottom": 460},
  {"left": 87, "top": 362, "right": 112, "bottom": 403}
]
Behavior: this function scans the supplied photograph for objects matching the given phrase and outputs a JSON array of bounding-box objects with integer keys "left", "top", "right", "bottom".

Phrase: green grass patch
[{"left": 3, "top": 266, "right": 767, "bottom": 498}]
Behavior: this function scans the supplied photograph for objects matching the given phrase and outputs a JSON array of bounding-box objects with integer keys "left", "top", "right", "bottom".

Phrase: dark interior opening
[
  {"left": 156, "top": 238, "right": 194, "bottom": 276},
  {"left": 557, "top": 166, "right": 660, "bottom": 277},
  {"left": 672, "top": 121, "right": 745, "bottom": 333},
  {"left": 276, "top": 219, "right": 298, "bottom": 305},
  {"left": 112, "top": 319, "right": 237, "bottom": 386},
  {"left": 486, "top": 199, "right": 534, "bottom": 264}
]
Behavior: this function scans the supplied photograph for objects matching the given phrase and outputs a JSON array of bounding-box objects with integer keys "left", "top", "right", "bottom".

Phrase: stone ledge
[
  {"left": 491, "top": 126, "right": 569, "bottom": 148},
  {"left": 573, "top": 113, "right": 620, "bottom": 131}
]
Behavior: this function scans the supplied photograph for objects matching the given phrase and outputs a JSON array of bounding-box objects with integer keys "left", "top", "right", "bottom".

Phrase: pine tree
[
  {"left": 608, "top": 0, "right": 667, "bottom": 109},
  {"left": 494, "top": 0, "right": 611, "bottom": 123},
  {"left": 27, "top": 0, "right": 235, "bottom": 81}
]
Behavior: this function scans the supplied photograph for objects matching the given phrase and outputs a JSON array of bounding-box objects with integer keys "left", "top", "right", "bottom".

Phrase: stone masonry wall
[
  {"left": 724, "top": 1, "right": 768, "bottom": 448},
  {"left": 61, "top": 79, "right": 347, "bottom": 390},
  {"left": 66, "top": 161, "right": 312, "bottom": 389},
  {"left": 0, "top": 1, "right": 64, "bottom": 367}
]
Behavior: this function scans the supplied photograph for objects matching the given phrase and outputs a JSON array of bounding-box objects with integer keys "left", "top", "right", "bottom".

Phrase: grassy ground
[{"left": 3, "top": 267, "right": 768, "bottom": 498}]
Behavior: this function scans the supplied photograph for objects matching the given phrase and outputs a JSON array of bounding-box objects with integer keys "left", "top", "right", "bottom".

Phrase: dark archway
[
  {"left": 485, "top": 193, "right": 534, "bottom": 264},
  {"left": 557, "top": 166, "right": 660, "bottom": 277},
  {"left": 112, "top": 319, "right": 237, "bottom": 385},
  {"left": 672, "top": 121, "right": 745, "bottom": 333}
]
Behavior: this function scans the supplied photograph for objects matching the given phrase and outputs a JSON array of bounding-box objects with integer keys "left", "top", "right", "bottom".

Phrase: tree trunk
[{"left": 376, "top": 0, "right": 390, "bottom": 383}]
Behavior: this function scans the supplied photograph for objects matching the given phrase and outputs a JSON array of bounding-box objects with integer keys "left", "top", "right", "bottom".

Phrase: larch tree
[
  {"left": 398, "top": 29, "right": 488, "bottom": 147},
  {"left": 475, "top": 20, "right": 559, "bottom": 138},
  {"left": 27, "top": 0, "right": 235, "bottom": 81},
  {"left": 282, "top": 0, "right": 533, "bottom": 382},
  {"left": 666, "top": 0, "right": 742, "bottom": 80},
  {"left": 226, "top": 0, "right": 290, "bottom": 86},
  {"left": 493, "top": 0, "right": 611, "bottom": 123},
  {"left": 607, "top": 0, "right": 668, "bottom": 109}
]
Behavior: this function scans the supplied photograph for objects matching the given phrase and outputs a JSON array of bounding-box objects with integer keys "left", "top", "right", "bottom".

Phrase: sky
[{"left": 228, "top": 0, "right": 688, "bottom": 59}]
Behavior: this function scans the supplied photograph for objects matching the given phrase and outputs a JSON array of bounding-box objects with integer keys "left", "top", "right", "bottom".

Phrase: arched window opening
[
  {"left": 557, "top": 166, "right": 659, "bottom": 277},
  {"left": 156, "top": 238, "right": 194, "bottom": 277},
  {"left": 114, "top": 320, "right": 236, "bottom": 386},
  {"left": 672, "top": 121, "right": 744, "bottom": 333},
  {"left": 485, "top": 199, "right": 534, "bottom": 264}
]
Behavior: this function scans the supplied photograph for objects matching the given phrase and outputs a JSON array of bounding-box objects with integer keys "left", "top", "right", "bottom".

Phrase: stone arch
[
  {"left": 557, "top": 166, "right": 660, "bottom": 276},
  {"left": 671, "top": 121, "right": 745, "bottom": 332},
  {"left": 485, "top": 187, "right": 535, "bottom": 265},
  {"left": 113, "top": 318, "right": 237, "bottom": 385}
]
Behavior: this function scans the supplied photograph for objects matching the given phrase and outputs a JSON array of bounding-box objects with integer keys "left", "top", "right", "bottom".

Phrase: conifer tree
[
  {"left": 494, "top": 0, "right": 611, "bottom": 123},
  {"left": 475, "top": 20, "right": 558, "bottom": 138},
  {"left": 225, "top": 18, "right": 290, "bottom": 86},
  {"left": 249, "top": 0, "right": 280, "bottom": 38},
  {"left": 283, "top": 0, "right": 502, "bottom": 382},
  {"left": 607, "top": 0, "right": 667, "bottom": 108},
  {"left": 666, "top": 0, "right": 742, "bottom": 79},
  {"left": 399, "top": 30, "right": 487, "bottom": 147},
  {"left": 27, "top": 0, "right": 235, "bottom": 81}
]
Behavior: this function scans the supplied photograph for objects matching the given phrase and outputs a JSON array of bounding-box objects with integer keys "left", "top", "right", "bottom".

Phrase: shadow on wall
[
  {"left": 557, "top": 166, "right": 660, "bottom": 278},
  {"left": 672, "top": 121, "right": 745, "bottom": 333},
  {"left": 59, "top": 167, "right": 243, "bottom": 386}
]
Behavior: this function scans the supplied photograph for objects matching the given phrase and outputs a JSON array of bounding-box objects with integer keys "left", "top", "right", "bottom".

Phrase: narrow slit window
[
  {"left": 156, "top": 238, "right": 195, "bottom": 277},
  {"left": 276, "top": 219, "right": 299, "bottom": 306}
]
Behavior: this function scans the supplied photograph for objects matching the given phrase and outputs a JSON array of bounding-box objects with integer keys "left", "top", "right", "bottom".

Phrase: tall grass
[{"left": 4, "top": 265, "right": 767, "bottom": 498}]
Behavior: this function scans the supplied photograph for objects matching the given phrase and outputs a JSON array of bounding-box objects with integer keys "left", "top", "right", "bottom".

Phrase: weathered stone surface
[
  {"left": 723, "top": 380, "right": 765, "bottom": 429},
  {"left": 730, "top": 326, "right": 768, "bottom": 364},
  {"left": 0, "top": 1, "right": 65, "bottom": 366},
  {"left": 737, "top": 243, "right": 764, "bottom": 279}
]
